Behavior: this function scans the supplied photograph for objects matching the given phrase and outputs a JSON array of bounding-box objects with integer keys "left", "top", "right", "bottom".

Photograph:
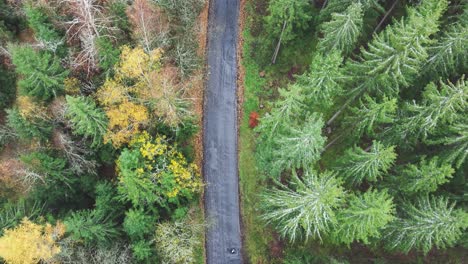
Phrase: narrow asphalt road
[{"left": 203, "top": 0, "right": 242, "bottom": 263}]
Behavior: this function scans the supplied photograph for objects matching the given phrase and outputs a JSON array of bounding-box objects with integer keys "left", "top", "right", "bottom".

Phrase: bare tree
[
  {"left": 56, "top": 132, "right": 98, "bottom": 175},
  {"left": 61, "top": 0, "right": 115, "bottom": 74}
]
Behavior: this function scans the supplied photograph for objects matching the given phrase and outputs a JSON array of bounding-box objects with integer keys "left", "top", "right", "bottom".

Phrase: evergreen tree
[
  {"left": 332, "top": 189, "right": 395, "bottom": 245},
  {"left": 6, "top": 108, "right": 51, "bottom": 141},
  {"left": 65, "top": 95, "right": 108, "bottom": 148},
  {"left": 346, "top": 0, "right": 447, "bottom": 97},
  {"left": 318, "top": 3, "right": 364, "bottom": 56},
  {"left": 425, "top": 12, "right": 468, "bottom": 78},
  {"left": 264, "top": 0, "right": 313, "bottom": 44},
  {"left": 397, "top": 157, "right": 454, "bottom": 194},
  {"left": 261, "top": 171, "right": 345, "bottom": 241},
  {"left": 123, "top": 209, "right": 154, "bottom": 240},
  {"left": 296, "top": 51, "right": 344, "bottom": 110},
  {"left": 10, "top": 46, "right": 68, "bottom": 100},
  {"left": 385, "top": 196, "right": 468, "bottom": 254},
  {"left": 383, "top": 77, "right": 467, "bottom": 145},
  {"left": 426, "top": 121, "right": 467, "bottom": 168},
  {"left": 24, "top": 4, "right": 63, "bottom": 53},
  {"left": 345, "top": 95, "right": 396, "bottom": 138},
  {"left": 337, "top": 141, "right": 396, "bottom": 185},
  {"left": 258, "top": 113, "right": 325, "bottom": 178},
  {"left": 319, "top": 0, "right": 384, "bottom": 23},
  {"left": 64, "top": 209, "right": 120, "bottom": 246}
]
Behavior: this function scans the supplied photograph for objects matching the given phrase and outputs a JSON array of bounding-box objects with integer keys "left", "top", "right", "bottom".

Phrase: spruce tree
[
  {"left": 318, "top": 3, "right": 364, "bottom": 56},
  {"left": 425, "top": 11, "right": 468, "bottom": 78},
  {"left": 345, "top": 95, "right": 396, "bottom": 137},
  {"left": 24, "top": 4, "right": 63, "bottom": 53},
  {"left": 261, "top": 170, "right": 345, "bottom": 241},
  {"left": 337, "top": 141, "right": 396, "bottom": 185},
  {"left": 264, "top": 0, "right": 313, "bottom": 44},
  {"left": 332, "top": 189, "right": 395, "bottom": 245},
  {"left": 346, "top": 0, "right": 447, "bottom": 97},
  {"left": 397, "top": 157, "right": 454, "bottom": 194},
  {"left": 427, "top": 121, "right": 467, "bottom": 168},
  {"left": 6, "top": 108, "right": 51, "bottom": 141},
  {"left": 383, "top": 77, "right": 467, "bottom": 145},
  {"left": 10, "top": 46, "right": 68, "bottom": 101},
  {"left": 385, "top": 196, "right": 468, "bottom": 254},
  {"left": 65, "top": 95, "right": 108, "bottom": 148},
  {"left": 319, "top": 0, "right": 384, "bottom": 23},
  {"left": 296, "top": 51, "right": 344, "bottom": 110},
  {"left": 64, "top": 210, "right": 120, "bottom": 246}
]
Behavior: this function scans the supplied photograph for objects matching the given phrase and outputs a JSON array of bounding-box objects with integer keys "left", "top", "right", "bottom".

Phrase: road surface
[{"left": 203, "top": 0, "right": 242, "bottom": 263}]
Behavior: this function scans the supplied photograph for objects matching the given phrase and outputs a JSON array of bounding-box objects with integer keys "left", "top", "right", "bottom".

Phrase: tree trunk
[
  {"left": 271, "top": 21, "right": 287, "bottom": 64},
  {"left": 374, "top": 0, "right": 399, "bottom": 34}
]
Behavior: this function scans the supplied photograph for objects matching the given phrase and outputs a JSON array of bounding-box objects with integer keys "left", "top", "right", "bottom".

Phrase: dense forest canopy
[
  {"left": 0, "top": 0, "right": 206, "bottom": 263},
  {"left": 240, "top": 0, "right": 467, "bottom": 263}
]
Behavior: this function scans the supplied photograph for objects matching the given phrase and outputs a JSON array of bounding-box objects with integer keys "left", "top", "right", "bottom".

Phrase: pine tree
[
  {"left": 337, "top": 141, "right": 396, "bottom": 185},
  {"left": 318, "top": 3, "right": 364, "bottom": 56},
  {"left": 345, "top": 95, "right": 397, "bottom": 137},
  {"left": 296, "top": 51, "right": 344, "bottom": 110},
  {"left": 10, "top": 46, "right": 68, "bottom": 100},
  {"left": 332, "top": 189, "right": 395, "bottom": 245},
  {"left": 385, "top": 196, "right": 468, "bottom": 254},
  {"left": 65, "top": 95, "right": 108, "bottom": 148},
  {"left": 264, "top": 0, "right": 313, "bottom": 44},
  {"left": 397, "top": 157, "right": 454, "bottom": 194},
  {"left": 261, "top": 171, "right": 345, "bottom": 241}
]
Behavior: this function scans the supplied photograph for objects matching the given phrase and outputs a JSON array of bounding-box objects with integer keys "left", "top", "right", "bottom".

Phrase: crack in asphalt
[{"left": 203, "top": 0, "right": 242, "bottom": 263}]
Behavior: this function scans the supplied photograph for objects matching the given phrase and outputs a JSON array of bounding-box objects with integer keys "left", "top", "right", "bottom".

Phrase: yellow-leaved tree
[
  {"left": 97, "top": 46, "right": 191, "bottom": 147},
  {"left": 0, "top": 218, "right": 66, "bottom": 264}
]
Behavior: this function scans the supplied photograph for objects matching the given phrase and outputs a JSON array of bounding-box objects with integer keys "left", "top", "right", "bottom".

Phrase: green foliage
[
  {"left": 332, "top": 189, "right": 395, "bottom": 245},
  {"left": 261, "top": 171, "right": 345, "bottom": 241},
  {"left": 10, "top": 46, "right": 68, "bottom": 100},
  {"left": 97, "top": 37, "right": 121, "bottom": 74},
  {"left": 397, "top": 157, "right": 454, "bottom": 194},
  {"left": 93, "top": 181, "right": 125, "bottom": 219},
  {"left": 123, "top": 209, "right": 154, "bottom": 240},
  {"left": 131, "top": 240, "right": 153, "bottom": 261},
  {"left": 6, "top": 108, "right": 51, "bottom": 141},
  {"left": 337, "top": 141, "right": 396, "bottom": 185},
  {"left": 296, "top": 51, "right": 344, "bottom": 110},
  {"left": 0, "top": 64, "right": 16, "bottom": 109},
  {"left": 156, "top": 0, "right": 205, "bottom": 29},
  {"left": 319, "top": 0, "right": 384, "bottom": 23},
  {"left": 65, "top": 95, "right": 108, "bottom": 148},
  {"left": 257, "top": 112, "right": 326, "bottom": 178},
  {"left": 264, "top": 0, "right": 313, "bottom": 44},
  {"left": 346, "top": 0, "right": 447, "bottom": 96},
  {"left": 64, "top": 210, "right": 120, "bottom": 246},
  {"left": 318, "top": 3, "right": 363, "bottom": 55},
  {"left": 385, "top": 196, "right": 468, "bottom": 254},
  {"left": 0, "top": 200, "right": 43, "bottom": 236},
  {"left": 24, "top": 4, "right": 63, "bottom": 53},
  {"left": 426, "top": 14, "right": 468, "bottom": 78},
  {"left": 384, "top": 77, "right": 467, "bottom": 145},
  {"left": 345, "top": 95, "right": 397, "bottom": 137},
  {"left": 427, "top": 121, "right": 467, "bottom": 168}
]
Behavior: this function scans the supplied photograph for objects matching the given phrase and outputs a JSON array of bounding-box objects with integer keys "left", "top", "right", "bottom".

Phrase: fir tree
[
  {"left": 427, "top": 121, "right": 467, "bottom": 168},
  {"left": 6, "top": 108, "right": 51, "bottom": 141},
  {"left": 332, "top": 189, "right": 395, "bottom": 245},
  {"left": 385, "top": 196, "right": 468, "bottom": 254},
  {"left": 318, "top": 3, "right": 364, "bottom": 56},
  {"left": 261, "top": 170, "right": 345, "bottom": 241},
  {"left": 337, "top": 141, "right": 396, "bottom": 185},
  {"left": 10, "top": 46, "right": 68, "bottom": 101},
  {"left": 319, "top": 0, "right": 384, "bottom": 23},
  {"left": 65, "top": 95, "right": 108, "bottom": 148},
  {"left": 24, "top": 4, "right": 63, "bottom": 53}
]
